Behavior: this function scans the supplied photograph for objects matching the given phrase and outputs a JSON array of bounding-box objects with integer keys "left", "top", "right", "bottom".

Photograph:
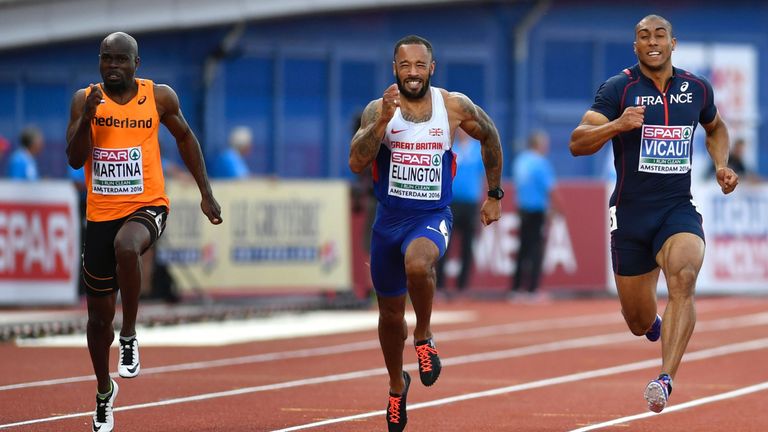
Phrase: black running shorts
[{"left": 82, "top": 206, "right": 168, "bottom": 297}]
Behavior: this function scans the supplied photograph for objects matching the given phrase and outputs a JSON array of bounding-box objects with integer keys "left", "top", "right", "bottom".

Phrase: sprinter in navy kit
[{"left": 569, "top": 15, "right": 739, "bottom": 413}]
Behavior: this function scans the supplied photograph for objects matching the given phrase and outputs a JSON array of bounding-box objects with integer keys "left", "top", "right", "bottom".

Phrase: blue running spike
[
  {"left": 644, "top": 373, "right": 673, "bottom": 413},
  {"left": 645, "top": 314, "right": 662, "bottom": 342}
]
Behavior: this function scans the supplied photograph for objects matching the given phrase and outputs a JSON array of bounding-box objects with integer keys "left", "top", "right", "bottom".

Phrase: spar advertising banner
[
  {"left": 0, "top": 181, "right": 80, "bottom": 305},
  {"left": 694, "top": 181, "right": 768, "bottom": 293},
  {"left": 159, "top": 179, "right": 351, "bottom": 293}
]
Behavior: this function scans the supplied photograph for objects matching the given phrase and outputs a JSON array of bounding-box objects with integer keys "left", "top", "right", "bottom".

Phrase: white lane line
[
  {"left": 271, "top": 338, "right": 768, "bottom": 431},
  {"left": 3, "top": 329, "right": 768, "bottom": 430},
  {"left": 0, "top": 330, "right": 634, "bottom": 430},
  {"left": 6, "top": 308, "right": 767, "bottom": 393},
  {"left": 0, "top": 311, "right": 621, "bottom": 392},
  {"left": 568, "top": 381, "right": 768, "bottom": 431}
]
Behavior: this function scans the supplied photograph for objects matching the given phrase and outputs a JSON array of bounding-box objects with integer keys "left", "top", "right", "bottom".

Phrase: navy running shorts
[
  {"left": 370, "top": 205, "right": 453, "bottom": 297},
  {"left": 610, "top": 199, "right": 704, "bottom": 276}
]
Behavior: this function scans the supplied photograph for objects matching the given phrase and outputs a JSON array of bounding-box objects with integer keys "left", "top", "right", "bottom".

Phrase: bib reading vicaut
[
  {"left": 85, "top": 79, "right": 169, "bottom": 222},
  {"left": 373, "top": 87, "right": 455, "bottom": 211}
]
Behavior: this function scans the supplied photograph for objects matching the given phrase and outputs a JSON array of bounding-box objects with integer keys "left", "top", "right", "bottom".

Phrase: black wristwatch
[{"left": 487, "top": 187, "right": 505, "bottom": 200}]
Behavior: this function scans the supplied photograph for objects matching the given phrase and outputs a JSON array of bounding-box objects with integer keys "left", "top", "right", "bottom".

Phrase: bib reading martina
[{"left": 84, "top": 79, "right": 169, "bottom": 222}]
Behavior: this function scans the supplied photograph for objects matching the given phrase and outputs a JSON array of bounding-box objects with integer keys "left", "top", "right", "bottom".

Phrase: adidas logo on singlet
[{"left": 92, "top": 115, "right": 153, "bottom": 129}]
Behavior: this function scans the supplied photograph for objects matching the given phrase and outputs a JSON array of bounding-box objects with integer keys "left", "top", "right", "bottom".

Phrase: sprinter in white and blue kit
[
  {"left": 569, "top": 15, "right": 739, "bottom": 414},
  {"left": 349, "top": 35, "right": 503, "bottom": 432}
]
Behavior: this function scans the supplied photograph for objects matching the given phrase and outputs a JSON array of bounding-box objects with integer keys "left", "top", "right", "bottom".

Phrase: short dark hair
[
  {"left": 393, "top": 35, "right": 433, "bottom": 61},
  {"left": 636, "top": 14, "right": 674, "bottom": 38},
  {"left": 19, "top": 126, "right": 42, "bottom": 149}
]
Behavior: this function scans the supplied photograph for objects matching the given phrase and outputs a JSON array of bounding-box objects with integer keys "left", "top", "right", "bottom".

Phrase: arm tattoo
[
  {"left": 350, "top": 101, "right": 384, "bottom": 165},
  {"left": 455, "top": 94, "right": 502, "bottom": 186},
  {"left": 472, "top": 103, "right": 503, "bottom": 188}
]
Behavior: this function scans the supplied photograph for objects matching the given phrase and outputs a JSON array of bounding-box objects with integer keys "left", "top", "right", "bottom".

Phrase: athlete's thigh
[
  {"left": 615, "top": 267, "right": 661, "bottom": 317},
  {"left": 610, "top": 203, "right": 658, "bottom": 276},
  {"left": 370, "top": 223, "right": 408, "bottom": 297},
  {"left": 403, "top": 237, "right": 440, "bottom": 270},
  {"left": 653, "top": 200, "right": 705, "bottom": 268},
  {"left": 656, "top": 232, "right": 705, "bottom": 279},
  {"left": 401, "top": 209, "right": 453, "bottom": 259},
  {"left": 82, "top": 218, "right": 123, "bottom": 296},
  {"left": 118, "top": 206, "right": 168, "bottom": 254}
]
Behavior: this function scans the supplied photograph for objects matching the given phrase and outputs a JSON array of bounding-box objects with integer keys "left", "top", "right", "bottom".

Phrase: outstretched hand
[
  {"left": 716, "top": 167, "right": 739, "bottom": 195},
  {"left": 201, "top": 195, "right": 223, "bottom": 225},
  {"left": 479, "top": 199, "right": 501, "bottom": 226}
]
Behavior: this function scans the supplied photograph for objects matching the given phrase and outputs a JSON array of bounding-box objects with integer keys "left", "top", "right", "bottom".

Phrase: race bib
[
  {"left": 388, "top": 151, "right": 442, "bottom": 200},
  {"left": 638, "top": 125, "right": 692, "bottom": 174},
  {"left": 91, "top": 146, "right": 144, "bottom": 195}
]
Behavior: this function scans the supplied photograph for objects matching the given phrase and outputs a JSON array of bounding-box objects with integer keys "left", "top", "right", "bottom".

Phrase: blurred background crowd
[{"left": 0, "top": 0, "right": 765, "bottom": 307}]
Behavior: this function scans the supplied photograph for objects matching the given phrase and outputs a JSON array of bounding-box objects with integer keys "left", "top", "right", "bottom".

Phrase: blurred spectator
[
  {"left": 209, "top": 125, "right": 252, "bottom": 178},
  {"left": 69, "top": 165, "right": 87, "bottom": 219},
  {"left": 510, "top": 130, "right": 559, "bottom": 302},
  {"left": 141, "top": 156, "right": 191, "bottom": 304},
  {"left": 7, "top": 126, "right": 43, "bottom": 180},
  {"left": 348, "top": 111, "right": 376, "bottom": 299},
  {"left": 436, "top": 128, "right": 483, "bottom": 295},
  {"left": 349, "top": 112, "right": 377, "bottom": 252},
  {"left": 0, "top": 135, "right": 9, "bottom": 162},
  {"left": 708, "top": 137, "right": 762, "bottom": 183},
  {"left": 69, "top": 165, "right": 87, "bottom": 295}
]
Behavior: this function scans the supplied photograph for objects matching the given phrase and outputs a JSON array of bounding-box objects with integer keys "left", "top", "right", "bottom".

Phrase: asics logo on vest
[
  {"left": 92, "top": 115, "right": 153, "bottom": 129},
  {"left": 137, "top": 95, "right": 147, "bottom": 105}
]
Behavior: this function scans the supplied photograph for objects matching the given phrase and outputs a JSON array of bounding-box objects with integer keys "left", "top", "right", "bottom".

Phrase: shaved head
[
  {"left": 635, "top": 14, "right": 673, "bottom": 38},
  {"left": 98, "top": 32, "right": 140, "bottom": 94},
  {"left": 101, "top": 32, "right": 138, "bottom": 58}
]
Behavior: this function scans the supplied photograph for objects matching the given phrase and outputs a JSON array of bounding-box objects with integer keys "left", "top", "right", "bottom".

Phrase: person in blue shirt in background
[
  {"left": 210, "top": 125, "right": 252, "bottom": 179},
  {"left": 511, "top": 130, "right": 559, "bottom": 301},
  {"left": 8, "top": 126, "right": 43, "bottom": 180},
  {"left": 435, "top": 128, "right": 484, "bottom": 297},
  {"left": 69, "top": 165, "right": 88, "bottom": 295}
]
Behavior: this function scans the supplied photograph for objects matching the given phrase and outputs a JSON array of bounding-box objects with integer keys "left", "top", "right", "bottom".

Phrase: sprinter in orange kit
[{"left": 66, "top": 31, "right": 222, "bottom": 432}]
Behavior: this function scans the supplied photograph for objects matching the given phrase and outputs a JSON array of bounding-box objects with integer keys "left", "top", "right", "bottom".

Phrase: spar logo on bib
[
  {"left": 92, "top": 146, "right": 145, "bottom": 195},
  {"left": 638, "top": 125, "right": 692, "bottom": 174},
  {"left": 388, "top": 150, "right": 443, "bottom": 200}
]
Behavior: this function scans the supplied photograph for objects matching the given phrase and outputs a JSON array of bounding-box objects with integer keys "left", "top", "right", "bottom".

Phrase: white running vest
[{"left": 375, "top": 87, "right": 454, "bottom": 210}]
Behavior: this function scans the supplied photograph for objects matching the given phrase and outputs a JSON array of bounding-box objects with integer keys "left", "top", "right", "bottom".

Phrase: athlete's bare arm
[
  {"left": 349, "top": 84, "right": 400, "bottom": 173},
  {"left": 66, "top": 85, "right": 103, "bottom": 168},
  {"left": 702, "top": 111, "right": 738, "bottom": 194},
  {"left": 446, "top": 91, "right": 503, "bottom": 226},
  {"left": 448, "top": 92, "right": 502, "bottom": 189},
  {"left": 569, "top": 106, "right": 646, "bottom": 156},
  {"left": 155, "top": 84, "right": 222, "bottom": 224}
]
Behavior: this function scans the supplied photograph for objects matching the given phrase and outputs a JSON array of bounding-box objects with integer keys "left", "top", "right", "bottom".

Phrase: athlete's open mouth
[
  {"left": 647, "top": 51, "right": 661, "bottom": 57},
  {"left": 405, "top": 78, "right": 422, "bottom": 91}
]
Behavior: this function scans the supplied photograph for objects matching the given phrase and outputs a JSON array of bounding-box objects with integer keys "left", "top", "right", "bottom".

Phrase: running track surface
[{"left": 2, "top": 297, "right": 768, "bottom": 431}]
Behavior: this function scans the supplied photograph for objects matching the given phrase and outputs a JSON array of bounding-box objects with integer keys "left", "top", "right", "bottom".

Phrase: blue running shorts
[{"left": 370, "top": 205, "right": 453, "bottom": 297}]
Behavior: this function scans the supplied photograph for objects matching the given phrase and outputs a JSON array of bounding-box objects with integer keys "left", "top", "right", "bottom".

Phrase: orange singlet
[{"left": 84, "top": 79, "right": 169, "bottom": 222}]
